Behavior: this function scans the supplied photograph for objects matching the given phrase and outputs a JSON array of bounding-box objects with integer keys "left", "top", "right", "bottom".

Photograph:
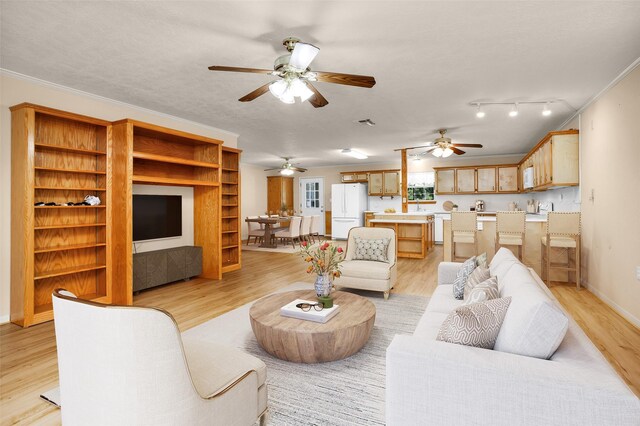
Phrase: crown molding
[{"left": 0, "top": 68, "right": 239, "bottom": 139}]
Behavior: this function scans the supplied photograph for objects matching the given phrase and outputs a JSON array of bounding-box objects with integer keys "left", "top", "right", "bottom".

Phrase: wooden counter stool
[
  {"left": 495, "top": 211, "right": 526, "bottom": 261},
  {"left": 451, "top": 211, "right": 478, "bottom": 261},
  {"left": 541, "top": 212, "right": 581, "bottom": 289}
]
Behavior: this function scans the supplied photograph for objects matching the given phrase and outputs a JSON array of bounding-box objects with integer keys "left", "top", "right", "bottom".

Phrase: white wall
[
  {"left": 0, "top": 71, "right": 237, "bottom": 323},
  {"left": 131, "top": 185, "right": 194, "bottom": 253},
  {"left": 575, "top": 64, "right": 640, "bottom": 326},
  {"left": 240, "top": 163, "right": 269, "bottom": 240}
]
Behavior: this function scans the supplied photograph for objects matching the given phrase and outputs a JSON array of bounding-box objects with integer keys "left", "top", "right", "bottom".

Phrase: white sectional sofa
[{"left": 386, "top": 248, "right": 640, "bottom": 426}]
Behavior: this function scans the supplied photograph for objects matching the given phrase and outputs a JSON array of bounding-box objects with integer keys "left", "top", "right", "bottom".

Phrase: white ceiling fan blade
[{"left": 289, "top": 42, "right": 319, "bottom": 70}]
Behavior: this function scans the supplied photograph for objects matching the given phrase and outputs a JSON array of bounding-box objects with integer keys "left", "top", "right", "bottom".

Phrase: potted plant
[
  {"left": 280, "top": 203, "right": 289, "bottom": 217},
  {"left": 299, "top": 241, "right": 344, "bottom": 308}
]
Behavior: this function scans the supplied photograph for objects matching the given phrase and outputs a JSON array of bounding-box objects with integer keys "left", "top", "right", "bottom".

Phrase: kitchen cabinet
[
  {"left": 435, "top": 169, "right": 455, "bottom": 194},
  {"left": 498, "top": 166, "right": 518, "bottom": 192},
  {"left": 383, "top": 171, "right": 400, "bottom": 195},
  {"left": 476, "top": 167, "right": 496, "bottom": 192},
  {"left": 520, "top": 130, "right": 579, "bottom": 191},
  {"left": 367, "top": 170, "right": 400, "bottom": 196},
  {"left": 341, "top": 172, "right": 368, "bottom": 183},
  {"left": 456, "top": 169, "right": 476, "bottom": 193}
]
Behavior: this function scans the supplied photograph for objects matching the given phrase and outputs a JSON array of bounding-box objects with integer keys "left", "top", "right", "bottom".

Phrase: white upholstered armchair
[
  {"left": 336, "top": 227, "right": 397, "bottom": 299},
  {"left": 52, "top": 290, "right": 267, "bottom": 426}
]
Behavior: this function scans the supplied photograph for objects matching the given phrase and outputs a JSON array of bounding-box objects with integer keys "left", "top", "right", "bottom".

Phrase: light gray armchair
[
  {"left": 336, "top": 227, "right": 397, "bottom": 299},
  {"left": 52, "top": 290, "right": 267, "bottom": 426}
]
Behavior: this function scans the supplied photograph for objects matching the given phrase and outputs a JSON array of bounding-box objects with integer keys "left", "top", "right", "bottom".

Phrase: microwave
[{"left": 523, "top": 167, "right": 534, "bottom": 189}]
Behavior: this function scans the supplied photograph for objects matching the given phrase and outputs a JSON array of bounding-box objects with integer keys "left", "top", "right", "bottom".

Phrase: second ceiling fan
[
  {"left": 403, "top": 129, "right": 484, "bottom": 157},
  {"left": 208, "top": 37, "right": 376, "bottom": 108}
]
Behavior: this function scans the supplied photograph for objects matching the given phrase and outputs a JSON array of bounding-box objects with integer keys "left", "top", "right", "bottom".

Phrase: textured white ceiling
[{"left": 2, "top": 1, "right": 640, "bottom": 168}]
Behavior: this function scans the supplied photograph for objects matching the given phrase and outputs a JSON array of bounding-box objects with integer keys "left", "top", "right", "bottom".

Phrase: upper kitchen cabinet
[
  {"left": 456, "top": 168, "right": 476, "bottom": 193},
  {"left": 435, "top": 169, "right": 455, "bottom": 194},
  {"left": 367, "top": 170, "right": 400, "bottom": 196},
  {"left": 497, "top": 166, "right": 519, "bottom": 192},
  {"left": 340, "top": 171, "right": 368, "bottom": 183},
  {"left": 476, "top": 167, "right": 497, "bottom": 192},
  {"left": 520, "top": 130, "right": 579, "bottom": 191}
]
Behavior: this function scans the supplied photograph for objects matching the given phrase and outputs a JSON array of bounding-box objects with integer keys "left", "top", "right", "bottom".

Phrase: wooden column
[{"left": 401, "top": 149, "right": 408, "bottom": 213}]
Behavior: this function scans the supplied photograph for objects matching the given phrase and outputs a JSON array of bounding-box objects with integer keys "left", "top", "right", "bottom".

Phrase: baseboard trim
[
  {"left": 587, "top": 285, "right": 640, "bottom": 329},
  {"left": 0, "top": 315, "right": 10, "bottom": 325}
]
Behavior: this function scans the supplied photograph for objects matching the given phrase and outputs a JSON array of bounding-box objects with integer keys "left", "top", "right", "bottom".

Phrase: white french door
[{"left": 299, "top": 177, "right": 325, "bottom": 235}]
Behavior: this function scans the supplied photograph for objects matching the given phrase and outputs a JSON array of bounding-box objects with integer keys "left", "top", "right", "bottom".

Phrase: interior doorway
[{"left": 298, "top": 177, "right": 325, "bottom": 235}]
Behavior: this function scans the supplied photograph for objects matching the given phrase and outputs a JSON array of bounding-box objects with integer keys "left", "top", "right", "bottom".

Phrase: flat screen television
[{"left": 133, "top": 195, "right": 182, "bottom": 241}]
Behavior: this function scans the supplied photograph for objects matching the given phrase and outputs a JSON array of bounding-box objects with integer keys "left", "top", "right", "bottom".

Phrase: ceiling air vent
[{"left": 357, "top": 119, "right": 375, "bottom": 126}]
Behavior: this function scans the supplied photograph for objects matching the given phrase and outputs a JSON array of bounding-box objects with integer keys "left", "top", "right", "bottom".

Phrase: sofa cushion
[
  {"left": 489, "top": 247, "right": 520, "bottom": 289},
  {"left": 339, "top": 259, "right": 391, "bottom": 280},
  {"left": 436, "top": 297, "right": 511, "bottom": 349},
  {"left": 426, "top": 285, "right": 465, "bottom": 314},
  {"left": 475, "top": 252, "right": 488, "bottom": 269},
  {"left": 494, "top": 263, "right": 569, "bottom": 359},
  {"left": 464, "top": 266, "right": 490, "bottom": 298},
  {"left": 413, "top": 311, "right": 449, "bottom": 339},
  {"left": 353, "top": 237, "right": 390, "bottom": 262},
  {"left": 464, "top": 277, "right": 499, "bottom": 305},
  {"left": 453, "top": 256, "right": 476, "bottom": 300}
]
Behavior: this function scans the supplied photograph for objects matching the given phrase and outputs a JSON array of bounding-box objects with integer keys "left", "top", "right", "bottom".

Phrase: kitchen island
[
  {"left": 367, "top": 213, "right": 435, "bottom": 259},
  {"left": 443, "top": 215, "right": 571, "bottom": 281}
]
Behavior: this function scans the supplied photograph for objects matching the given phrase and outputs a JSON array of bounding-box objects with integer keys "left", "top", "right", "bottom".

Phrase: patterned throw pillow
[
  {"left": 464, "top": 277, "right": 499, "bottom": 305},
  {"left": 453, "top": 256, "right": 476, "bottom": 300},
  {"left": 476, "top": 252, "right": 488, "bottom": 269},
  {"left": 353, "top": 237, "right": 390, "bottom": 262},
  {"left": 437, "top": 297, "right": 512, "bottom": 349},
  {"left": 464, "top": 266, "right": 490, "bottom": 298}
]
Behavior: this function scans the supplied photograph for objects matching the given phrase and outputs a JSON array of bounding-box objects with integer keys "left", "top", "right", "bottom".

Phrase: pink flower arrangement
[{"left": 299, "top": 241, "right": 344, "bottom": 278}]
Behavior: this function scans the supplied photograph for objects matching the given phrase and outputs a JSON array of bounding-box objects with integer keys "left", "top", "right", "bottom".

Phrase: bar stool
[
  {"left": 451, "top": 211, "right": 478, "bottom": 261},
  {"left": 495, "top": 211, "right": 526, "bottom": 261},
  {"left": 541, "top": 212, "right": 581, "bottom": 289}
]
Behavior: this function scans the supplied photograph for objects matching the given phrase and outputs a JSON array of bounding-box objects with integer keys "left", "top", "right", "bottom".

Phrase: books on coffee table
[{"left": 280, "top": 299, "right": 340, "bottom": 323}]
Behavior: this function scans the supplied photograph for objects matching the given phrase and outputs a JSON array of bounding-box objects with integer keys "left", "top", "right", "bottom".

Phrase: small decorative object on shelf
[
  {"left": 299, "top": 241, "right": 344, "bottom": 308},
  {"left": 452, "top": 204, "right": 459, "bottom": 211}
]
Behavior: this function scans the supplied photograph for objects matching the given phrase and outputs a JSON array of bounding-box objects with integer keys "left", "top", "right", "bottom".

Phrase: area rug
[
  {"left": 242, "top": 239, "right": 344, "bottom": 255},
  {"left": 41, "top": 283, "right": 428, "bottom": 425}
]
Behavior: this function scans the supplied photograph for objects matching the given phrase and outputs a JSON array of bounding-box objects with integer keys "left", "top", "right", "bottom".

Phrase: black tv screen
[{"left": 133, "top": 195, "right": 182, "bottom": 241}]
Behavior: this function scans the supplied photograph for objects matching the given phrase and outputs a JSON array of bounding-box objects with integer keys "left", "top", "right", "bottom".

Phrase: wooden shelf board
[
  {"left": 35, "top": 186, "right": 106, "bottom": 191},
  {"left": 35, "top": 205, "right": 106, "bottom": 209},
  {"left": 34, "top": 264, "right": 106, "bottom": 280},
  {"left": 34, "top": 143, "right": 106, "bottom": 156},
  {"left": 35, "top": 166, "right": 106, "bottom": 175},
  {"left": 221, "top": 181, "right": 238, "bottom": 185},
  {"left": 132, "top": 175, "right": 219, "bottom": 187},
  {"left": 222, "top": 168, "right": 239, "bottom": 172},
  {"left": 221, "top": 230, "right": 238, "bottom": 234},
  {"left": 222, "top": 244, "right": 239, "bottom": 250},
  {"left": 398, "top": 237, "right": 423, "bottom": 241},
  {"left": 34, "top": 243, "right": 107, "bottom": 254},
  {"left": 222, "top": 192, "right": 238, "bottom": 196},
  {"left": 221, "top": 263, "right": 241, "bottom": 273},
  {"left": 35, "top": 223, "right": 107, "bottom": 230},
  {"left": 222, "top": 204, "right": 238, "bottom": 207},
  {"left": 34, "top": 293, "right": 108, "bottom": 316},
  {"left": 222, "top": 216, "right": 238, "bottom": 219},
  {"left": 132, "top": 151, "right": 220, "bottom": 169}
]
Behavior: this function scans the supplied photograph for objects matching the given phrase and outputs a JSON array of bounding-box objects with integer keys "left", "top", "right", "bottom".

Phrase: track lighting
[
  {"left": 509, "top": 103, "right": 519, "bottom": 117},
  {"left": 542, "top": 103, "right": 552, "bottom": 116},
  {"left": 476, "top": 105, "right": 485, "bottom": 118}
]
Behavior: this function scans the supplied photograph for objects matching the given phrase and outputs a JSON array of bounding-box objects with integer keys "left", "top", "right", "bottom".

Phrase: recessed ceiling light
[
  {"left": 542, "top": 103, "right": 552, "bottom": 116},
  {"left": 341, "top": 149, "right": 368, "bottom": 159},
  {"left": 476, "top": 105, "right": 485, "bottom": 118},
  {"left": 509, "top": 103, "right": 519, "bottom": 117}
]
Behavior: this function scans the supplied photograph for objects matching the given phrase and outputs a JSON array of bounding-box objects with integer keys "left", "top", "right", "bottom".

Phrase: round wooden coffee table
[{"left": 249, "top": 290, "right": 376, "bottom": 363}]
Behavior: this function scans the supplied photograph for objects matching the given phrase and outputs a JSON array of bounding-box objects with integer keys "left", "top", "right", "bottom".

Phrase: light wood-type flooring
[{"left": 1, "top": 246, "right": 638, "bottom": 425}]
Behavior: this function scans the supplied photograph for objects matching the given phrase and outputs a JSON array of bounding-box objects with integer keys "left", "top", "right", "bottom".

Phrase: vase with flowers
[{"left": 299, "top": 241, "right": 344, "bottom": 308}]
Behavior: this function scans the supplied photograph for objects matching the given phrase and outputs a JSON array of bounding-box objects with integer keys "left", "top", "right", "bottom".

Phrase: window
[{"left": 408, "top": 172, "right": 435, "bottom": 201}]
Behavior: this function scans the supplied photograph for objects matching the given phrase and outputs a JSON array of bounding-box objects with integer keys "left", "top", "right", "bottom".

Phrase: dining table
[{"left": 244, "top": 216, "right": 289, "bottom": 248}]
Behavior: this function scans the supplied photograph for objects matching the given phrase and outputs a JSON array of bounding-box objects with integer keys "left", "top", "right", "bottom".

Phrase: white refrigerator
[{"left": 331, "top": 183, "right": 368, "bottom": 239}]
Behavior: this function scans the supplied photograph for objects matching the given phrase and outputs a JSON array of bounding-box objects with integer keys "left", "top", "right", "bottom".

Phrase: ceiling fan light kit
[
  {"left": 209, "top": 37, "right": 375, "bottom": 108},
  {"left": 470, "top": 100, "right": 558, "bottom": 118},
  {"left": 280, "top": 168, "right": 295, "bottom": 175},
  {"left": 341, "top": 149, "right": 368, "bottom": 160}
]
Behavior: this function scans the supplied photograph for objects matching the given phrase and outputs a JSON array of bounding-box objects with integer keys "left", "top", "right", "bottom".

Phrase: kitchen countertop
[
  {"left": 371, "top": 212, "right": 435, "bottom": 216},
  {"left": 369, "top": 219, "right": 431, "bottom": 224},
  {"left": 443, "top": 216, "right": 547, "bottom": 222}
]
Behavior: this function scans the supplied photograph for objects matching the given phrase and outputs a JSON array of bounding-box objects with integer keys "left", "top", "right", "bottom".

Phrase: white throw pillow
[
  {"left": 464, "top": 266, "right": 490, "bottom": 299},
  {"left": 494, "top": 263, "right": 569, "bottom": 359},
  {"left": 437, "top": 297, "right": 512, "bottom": 349},
  {"left": 464, "top": 276, "right": 499, "bottom": 305}
]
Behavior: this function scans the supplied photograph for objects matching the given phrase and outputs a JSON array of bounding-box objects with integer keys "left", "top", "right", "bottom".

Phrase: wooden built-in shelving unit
[
  {"left": 10, "top": 103, "right": 114, "bottom": 327},
  {"left": 220, "top": 147, "right": 242, "bottom": 273}
]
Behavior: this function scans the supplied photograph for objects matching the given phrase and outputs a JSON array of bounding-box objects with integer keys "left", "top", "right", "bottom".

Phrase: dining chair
[
  {"left": 246, "top": 216, "right": 264, "bottom": 245},
  {"left": 309, "top": 215, "right": 321, "bottom": 243},
  {"left": 275, "top": 216, "right": 302, "bottom": 248},
  {"left": 299, "top": 216, "right": 311, "bottom": 243}
]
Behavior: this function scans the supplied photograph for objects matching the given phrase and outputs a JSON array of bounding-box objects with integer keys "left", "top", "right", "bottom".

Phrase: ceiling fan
[
  {"left": 401, "top": 129, "right": 483, "bottom": 157},
  {"left": 208, "top": 37, "right": 376, "bottom": 108},
  {"left": 264, "top": 158, "right": 307, "bottom": 175}
]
